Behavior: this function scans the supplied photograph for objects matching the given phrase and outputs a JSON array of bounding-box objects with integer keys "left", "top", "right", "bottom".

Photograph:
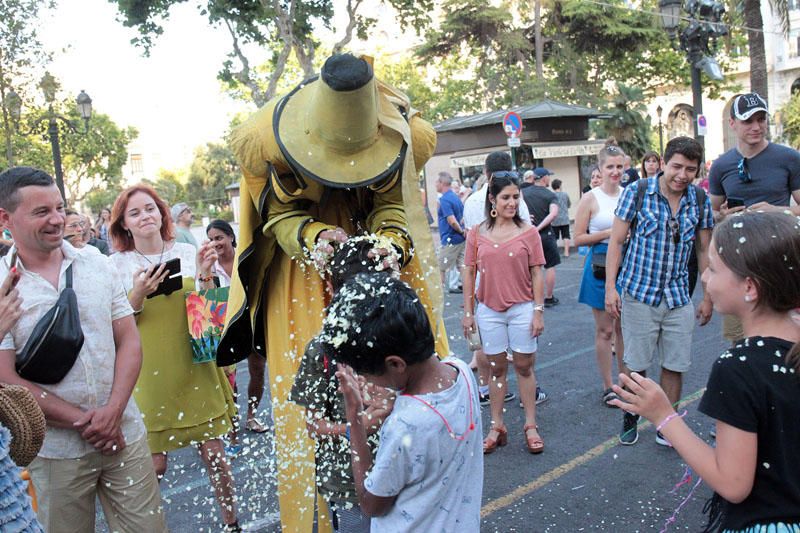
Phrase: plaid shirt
[{"left": 615, "top": 177, "right": 714, "bottom": 309}]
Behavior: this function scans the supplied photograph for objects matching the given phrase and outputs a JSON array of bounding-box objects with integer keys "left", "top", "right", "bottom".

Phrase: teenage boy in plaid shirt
[{"left": 604, "top": 137, "right": 715, "bottom": 446}]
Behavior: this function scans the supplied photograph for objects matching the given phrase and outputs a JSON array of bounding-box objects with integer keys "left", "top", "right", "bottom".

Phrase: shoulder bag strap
[
  {"left": 694, "top": 185, "right": 706, "bottom": 231},
  {"left": 65, "top": 264, "right": 73, "bottom": 289}
]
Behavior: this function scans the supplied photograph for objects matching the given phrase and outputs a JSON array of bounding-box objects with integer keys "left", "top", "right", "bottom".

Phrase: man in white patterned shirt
[{"left": 0, "top": 167, "right": 166, "bottom": 532}]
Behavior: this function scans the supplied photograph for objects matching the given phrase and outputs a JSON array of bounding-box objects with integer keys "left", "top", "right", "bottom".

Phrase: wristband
[
  {"left": 344, "top": 423, "right": 351, "bottom": 441},
  {"left": 198, "top": 273, "right": 213, "bottom": 283},
  {"left": 656, "top": 410, "right": 687, "bottom": 432}
]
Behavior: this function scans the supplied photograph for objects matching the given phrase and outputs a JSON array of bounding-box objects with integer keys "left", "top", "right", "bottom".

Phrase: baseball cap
[
  {"left": 731, "top": 93, "right": 768, "bottom": 121},
  {"left": 533, "top": 167, "right": 553, "bottom": 179},
  {"left": 170, "top": 202, "right": 190, "bottom": 222}
]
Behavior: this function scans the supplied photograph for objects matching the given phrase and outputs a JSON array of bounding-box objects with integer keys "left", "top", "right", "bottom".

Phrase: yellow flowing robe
[{"left": 222, "top": 81, "right": 448, "bottom": 532}]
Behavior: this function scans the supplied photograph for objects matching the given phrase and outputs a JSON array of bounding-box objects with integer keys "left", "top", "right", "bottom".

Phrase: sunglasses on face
[
  {"left": 737, "top": 157, "right": 752, "bottom": 183},
  {"left": 669, "top": 218, "right": 680, "bottom": 245}
]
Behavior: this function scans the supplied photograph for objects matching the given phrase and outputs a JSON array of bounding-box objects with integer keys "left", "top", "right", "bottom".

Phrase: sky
[{"left": 39, "top": 0, "right": 260, "bottom": 172}]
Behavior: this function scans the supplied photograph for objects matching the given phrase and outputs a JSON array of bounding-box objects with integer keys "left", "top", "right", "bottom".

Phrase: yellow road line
[{"left": 480, "top": 387, "right": 707, "bottom": 518}]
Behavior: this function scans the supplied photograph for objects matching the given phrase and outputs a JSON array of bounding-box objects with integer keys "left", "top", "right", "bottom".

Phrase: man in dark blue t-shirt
[
  {"left": 709, "top": 93, "right": 800, "bottom": 215},
  {"left": 436, "top": 172, "right": 466, "bottom": 292},
  {"left": 709, "top": 92, "right": 800, "bottom": 342}
]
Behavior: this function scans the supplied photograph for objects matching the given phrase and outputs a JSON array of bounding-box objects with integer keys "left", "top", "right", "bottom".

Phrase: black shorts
[
  {"left": 540, "top": 231, "right": 561, "bottom": 268},
  {"left": 552, "top": 224, "right": 571, "bottom": 240}
]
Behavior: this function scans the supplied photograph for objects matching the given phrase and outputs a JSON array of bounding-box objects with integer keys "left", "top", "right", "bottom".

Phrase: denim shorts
[{"left": 476, "top": 301, "right": 538, "bottom": 355}]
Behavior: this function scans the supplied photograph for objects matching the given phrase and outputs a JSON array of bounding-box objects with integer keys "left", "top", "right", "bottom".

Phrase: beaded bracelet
[
  {"left": 197, "top": 274, "right": 214, "bottom": 283},
  {"left": 656, "top": 409, "right": 687, "bottom": 433}
]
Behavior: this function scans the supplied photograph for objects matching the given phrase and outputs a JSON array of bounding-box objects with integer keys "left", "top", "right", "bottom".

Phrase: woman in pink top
[{"left": 462, "top": 172, "right": 546, "bottom": 455}]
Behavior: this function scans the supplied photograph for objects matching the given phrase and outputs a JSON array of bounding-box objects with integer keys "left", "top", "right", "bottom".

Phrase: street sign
[
  {"left": 503, "top": 111, "right": 523, "bottom": 138},
  {"left": 507, "top": 137, "right": 521, "bottom": 148},
  {"left": 697, "top": 114, "right": 707, "bottom": 136}
]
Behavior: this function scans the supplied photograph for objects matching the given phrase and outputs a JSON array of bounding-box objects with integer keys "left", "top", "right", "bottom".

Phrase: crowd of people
[{"left": 0, "top": 51, "right": 798, "bottom": 533}]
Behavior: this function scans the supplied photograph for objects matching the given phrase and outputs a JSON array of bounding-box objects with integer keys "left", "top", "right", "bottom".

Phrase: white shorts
[{"left": 476, "top": 301, "right": 538, "bottom": 355}]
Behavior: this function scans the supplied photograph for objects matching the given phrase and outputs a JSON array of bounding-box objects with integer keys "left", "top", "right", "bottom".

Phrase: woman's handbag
[
  {"left": 466, "top": 229, "right": 482, "bottom": 351},
  {"left": 15, "top": 265, "right": 84, "bottom": 384},
  {"left": 185, "top": 286, "right": 229, "bottom": 364},
  {"left": 591, "top": 251, "right": 607, "bottom": 280},
  {"left": 0, "top": 383, "right": 45, "bottom": 466}
]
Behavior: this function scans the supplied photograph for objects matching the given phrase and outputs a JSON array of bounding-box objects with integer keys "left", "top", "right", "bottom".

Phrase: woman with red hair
[{"left": 109, "top": 185, "right": 241, "bottom": 531}]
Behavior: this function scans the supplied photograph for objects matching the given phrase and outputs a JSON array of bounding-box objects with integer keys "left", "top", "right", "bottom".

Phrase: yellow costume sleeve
[
  {"left": 368, "top": 178, "right": 413, "bottom": 265},
  {"left": 264, "top": 192, "right": 334, "bottom": 260}
]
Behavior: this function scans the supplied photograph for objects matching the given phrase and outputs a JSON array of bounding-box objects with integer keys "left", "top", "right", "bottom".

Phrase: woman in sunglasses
[{"left": 462, "top": 171, "right": 547, "bottom": 454}]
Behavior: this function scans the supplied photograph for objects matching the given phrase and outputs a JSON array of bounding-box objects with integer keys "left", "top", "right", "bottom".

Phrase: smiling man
[
  {"left": 0, "top": 167, "right": 166, "bottom": 532},
  {"left": 603, "top": 137, "right": 714, "bottom": 447}
]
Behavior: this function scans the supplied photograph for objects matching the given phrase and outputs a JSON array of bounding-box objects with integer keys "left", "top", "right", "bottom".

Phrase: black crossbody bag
[{"left": 15, "top": 264, "right": 84, "bottom": 384}]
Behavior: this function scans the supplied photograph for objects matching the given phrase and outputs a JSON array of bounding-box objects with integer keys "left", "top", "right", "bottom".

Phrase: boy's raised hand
[
  {"left": 362, "top": 381, "right": 396, "bottom": 433},
  {"left": 336, "top": 363, "right": 365, "bottom": 422}
]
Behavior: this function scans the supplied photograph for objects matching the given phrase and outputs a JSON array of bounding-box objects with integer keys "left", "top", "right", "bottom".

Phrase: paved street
[{"left": 100, "top": 251, "right": 728, "bottom": 532}]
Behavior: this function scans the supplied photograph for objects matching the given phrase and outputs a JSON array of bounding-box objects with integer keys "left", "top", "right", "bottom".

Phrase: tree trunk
[
  {"left": 534, "top": 0, "right": 543, "bottom": 80},
  {"left": 332, "top": 0, "right": 364, "bottom": 54},
  {"left": 744, "top": 0, "right": 768, "bottom": 102},
  {"left": 0, "top": 53, "right": 14, "bottom": 168}
]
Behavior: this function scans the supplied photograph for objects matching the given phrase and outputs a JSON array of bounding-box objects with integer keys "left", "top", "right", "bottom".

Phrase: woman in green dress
[{"left": 110, "top": 185, "right": 240, "bottom": 532}]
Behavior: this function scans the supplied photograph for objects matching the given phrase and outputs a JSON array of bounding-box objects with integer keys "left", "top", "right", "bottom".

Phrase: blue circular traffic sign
[{"left": 503, "top": 111, "right": 523, "bottom": 137}]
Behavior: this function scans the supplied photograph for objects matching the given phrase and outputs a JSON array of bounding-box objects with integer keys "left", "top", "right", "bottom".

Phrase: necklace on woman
[{"left": 134, "top": 240, "right": 166, "bottom": 265}]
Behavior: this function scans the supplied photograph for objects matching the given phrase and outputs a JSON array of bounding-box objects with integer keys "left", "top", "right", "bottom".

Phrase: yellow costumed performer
[{"left": 217, "top": 53, "right": 449, "bottom": 532}]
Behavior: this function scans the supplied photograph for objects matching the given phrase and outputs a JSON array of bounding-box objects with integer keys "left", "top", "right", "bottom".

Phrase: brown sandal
[
  {"left": 524, "top": 424, "right": 544, "bottom": 454},
  {"left": 483, "top": 424, "right": 508, "bottom": 454}
]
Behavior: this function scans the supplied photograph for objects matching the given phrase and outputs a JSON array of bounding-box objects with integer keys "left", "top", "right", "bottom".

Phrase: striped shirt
[{"left": 615, "top": 177, "right": 714, "bottom": 309}]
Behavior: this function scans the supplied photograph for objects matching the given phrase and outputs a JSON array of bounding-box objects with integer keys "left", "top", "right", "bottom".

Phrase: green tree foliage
[
  {"left": 84, "top": 186, "right": 123, "bottom": 216},
  {"left": 185, "top": 142, "right": 239, "bottom": 212},
  {"left": 109, "top": 0, "right": 433, "bottom": 106},
  {"left": 594, "top": 83, "right": 654, "bottom": 160},
  {"left": 0, "top": 0, "right": 55, "bottom": 167},
  {"left": 9, "top": 101, "right": 137, "bottom": 204},
  {"left": 144, "top": 169, "right": 186, "bottom": 208},
  {"left": 777, "top": 90, "right": 800, "bottom": 149}
]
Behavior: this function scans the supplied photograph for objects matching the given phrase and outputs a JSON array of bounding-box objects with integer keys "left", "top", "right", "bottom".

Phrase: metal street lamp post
[
  {"left": 6, "top": 72, "right": 92, "bottom": 203},
  {"left": 656, "top": 104, "right": 664, "bottom": 155},
  {"left": 658, "top": 0, "right": 727, "bottom": 154}
]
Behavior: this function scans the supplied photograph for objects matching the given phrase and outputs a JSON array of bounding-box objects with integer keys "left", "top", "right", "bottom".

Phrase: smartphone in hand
[
  {"left": 146, "top": 257, "right": 182, "bottom": 298},
  {"left": 726, "top": 197, "right": 745, "bottom": 209}
]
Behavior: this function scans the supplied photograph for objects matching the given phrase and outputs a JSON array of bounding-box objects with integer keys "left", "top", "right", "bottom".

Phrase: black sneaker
[
  {"left": 544, "top": 296, "right": 559, "bottom": 308},
  {"left": 520, "top": 387, "right": 549, "bottom": 408},
  {"left": 479, "top": 391, "right": 516, "bottom": 406},
  {"left": 619, "top": 412, "right": 640, "bottom": 445},
  {"left": 655, "top": 431, "right": 672, "bottom": 447}
]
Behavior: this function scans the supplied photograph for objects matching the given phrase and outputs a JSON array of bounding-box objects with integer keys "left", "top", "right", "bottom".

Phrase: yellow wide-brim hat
[{"left": 273, "top": 54, "right": 407, "bottom": 188}]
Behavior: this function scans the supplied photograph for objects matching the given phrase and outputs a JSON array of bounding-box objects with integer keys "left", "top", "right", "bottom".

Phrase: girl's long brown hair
[{"left": 714, "top": 211, "right": 800, "bottom": 371}]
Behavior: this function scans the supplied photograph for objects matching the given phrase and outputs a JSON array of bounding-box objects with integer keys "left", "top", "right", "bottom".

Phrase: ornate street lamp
[
  {"left": 6, "top": 72, "right": 93, "bottom": 203},
  {"left": 658, "top": 0, "right": 727, "bottom": 152},
  {"left": 656, "top": 104, "right": 664, "bottom": 155}
]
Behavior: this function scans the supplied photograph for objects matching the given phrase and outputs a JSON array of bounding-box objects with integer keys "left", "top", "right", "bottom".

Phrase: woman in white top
[
  {"left": 574, "top": 145, "right": 626, "bottom": 407},
  {"left": 207, "top": 219, "right": 268, "bottom": 438},
  {"left": 110, "top": 186, "right": 241, "bottom": 531}
]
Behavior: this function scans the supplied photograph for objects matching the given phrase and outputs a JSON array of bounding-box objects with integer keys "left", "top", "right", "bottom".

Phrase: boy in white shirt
[{"left": 322, "top": 272, "right": 483, "bottom": 532}]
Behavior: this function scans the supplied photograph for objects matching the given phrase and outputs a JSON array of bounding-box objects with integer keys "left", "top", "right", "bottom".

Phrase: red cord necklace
[{"left": 401, "top": 363, "right": 476, "bottom": 441}]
